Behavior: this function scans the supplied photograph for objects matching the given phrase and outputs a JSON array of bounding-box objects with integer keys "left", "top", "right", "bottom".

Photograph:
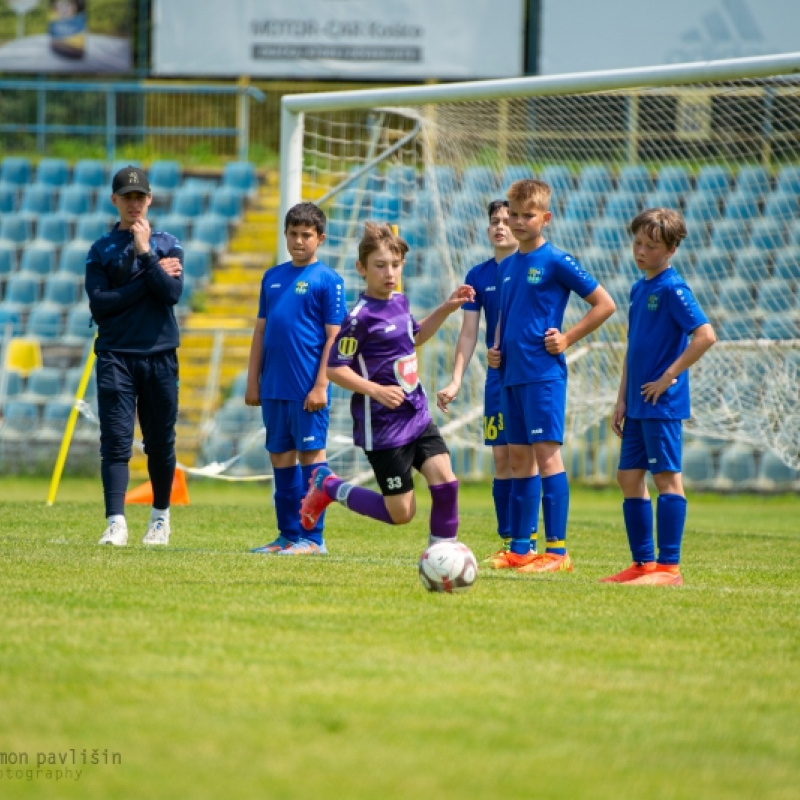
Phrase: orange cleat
[
  {"left": 488, "top": 549, "right": 540, "bottom": 570},
  {"left": 599, "top": 561, "right": 656, "bottom": 583},
  {"left": 516, "top": 552, "right": 573, "bottom": 574},
  {"left": 625, "top": 564, "right": 683, "bottom": 586}
]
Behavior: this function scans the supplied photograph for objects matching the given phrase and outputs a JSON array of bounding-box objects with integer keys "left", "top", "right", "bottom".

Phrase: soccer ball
[{"left": 418, "top": 540, "right": 478, "bottom": 594}]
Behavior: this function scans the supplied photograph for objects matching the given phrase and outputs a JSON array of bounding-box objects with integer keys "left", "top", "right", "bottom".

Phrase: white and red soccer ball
[{"left": 418, "top": 540, "right": 478, "bottom": 594}]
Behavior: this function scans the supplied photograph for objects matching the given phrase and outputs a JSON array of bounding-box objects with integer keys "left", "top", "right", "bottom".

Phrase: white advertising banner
[
  {"left": 153, "top": 0, "right": 525, "bottom": 80},
  {"left": 540, "top": 0, "right": 799, "bottom": 75}
]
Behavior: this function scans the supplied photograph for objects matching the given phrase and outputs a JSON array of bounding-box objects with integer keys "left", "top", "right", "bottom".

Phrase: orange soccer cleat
[
  {"left": 624, "top": 564, "right": 683, "bottom": 586},
  {"left": 516, "top": 552, "right": 573, "bottom": 574},
  {"left": 488, "top": 549, "right": 540, "bottom": 570},
  {"left": 599, "top": 561, "right": 656, "bottom": 583}
]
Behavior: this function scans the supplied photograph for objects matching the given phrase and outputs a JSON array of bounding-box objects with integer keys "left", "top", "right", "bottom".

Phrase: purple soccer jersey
[{"left": 328, "top": 293, "right": 431, "bottom": 451}]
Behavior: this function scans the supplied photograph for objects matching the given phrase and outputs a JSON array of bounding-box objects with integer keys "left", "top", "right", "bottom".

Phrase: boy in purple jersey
[
  {"left": 437, "top": 199, "right": 539, "bottom": 560},
  {"left": 487, "top": 179, "right": 616, "bottom": 573},
  {"left": 245, "top": 202, "right": 345, "bottom": 555},
  {"left": 602, "top": 208, "right": 715, "bottom": 586},
  {"left": 299, "top": 222, "right": 475, "bottom": 547}
]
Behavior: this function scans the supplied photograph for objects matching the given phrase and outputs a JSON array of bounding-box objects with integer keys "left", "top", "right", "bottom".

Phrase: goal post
[{"left": 270, "top": 52, "right": 800, "bottom": 480}]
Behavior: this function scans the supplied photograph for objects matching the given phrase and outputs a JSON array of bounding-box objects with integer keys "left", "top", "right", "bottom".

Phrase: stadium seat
[
  {"left": 681, "top": 224, "right": 711, "bottom": 252},
  {"left": 757, "top": 449, "right": 799, "bottom": 490},
  {"left": 443, "top": 217, "right": 474, "bottom": 250},
  {"left": 461, "top": 165, "right": 498, "bottom": 196},
  {"left": 208, "top": 187, "right": 244, "bottom": 221},
  {"left": 0, "top": 214, "right": 34, "bottom": 247},
  {"left": 643, "top": 189, "right": 684, "bottom": 210},
  {"left": 717, "top": 443, "right": 757, "bottom": 487},
  {"left": 0, "top": 157, "right": 32, "bottom": 186},
  {"left": 20, "top": 366, "right": 62, "bottom": 402},
  {"left": 385, "top": 165, "right": 417, "bottom": 194},
  {"left": 718, "top": 315, "right": 759, "bottom": 340},
  {"left": 72, "top": 159, "right": 106, "bottom": 191},
  {"left": 3, "top": 271, "right": 41, "bottom": 307},
  {"left": 20, "top": 243, "right": 57, "bottom": 276},
  {"left": 42, "top": 272, "right": 81, "bottom": 307},
  {"left": 695, "top": 165, "right": 732, "bottom": 199},
  {"left": 95, "top": 193, "right": 117, "bottom": 217},
  {"left": 500, "top": 165, "right": 532, "bottom": 189},
  {"left": 762, "top": 191, "right": 798, "bottom": 222},
  {"left": 427, "top": 165, "right": 458, "bottom": 196},
  {"left": 577, "top": 247, "right": 618, "bottom": 282},
  {"left": 722, "top": 191, "right": 761, "bottom": 221},
  {"left": 0, "top": 242, "right": 17, "bottom": 278},
  {"left": 75, "top": 213, "right": 111, "bottom": 244},
  {"left": 540, "top": 165, "right": 574, "bottom": 197},
  {"left": 448, "top": 191, "right": 485, "bottom": 223},
  {"left": 617, "top": 165, "right": 653, "bottom": 195},
  {"left": 62, "top": 303, "right": 94, "bottom": 344},
  {"left": 683, "top": 191, "right": 722, "bottom": 223},
  {"left": 761, "top": 311, "right": 799, "bottom": 340},
  {"left": 578, "top": 165, "right": 614, "bottom": 195},
  {"left": 19, "top": 184, "right": 57, "bottom": 218},
  {"left": 57, "top": 241, "right": 89, "bottom": 277},
  {"left": 775, "top": 165, "right": 800, "bottom": 197},
  {"left": 171, "top": 186, "right": 206, "bottom": 217},
  {"left": 682, "top": 441, "right": 716, "bottom": 485},
  {"left": 63, "top": 365, "right": 97, "bottom": 399},
  {"left": 548, "top": 219, "right": 590, "bottom": 251},
  {"left": 735, "top": 166, "right": 771, "bottom": 198},
  {"left": 716, "top": 277, "right": 754, "bottom": 314},
  {"left": 710, "top": 220, "right": 749, "bottom": 252},
  {"left": 154, "top": 213, "right": 191, "bottom": 243},
  {"left": 606, "top": 276, "right": 631, "bottom": 311},
  {"left": 591, "top": 219, "right": 627, "bottom": 251},
  {"left": 756, "top": 278, "right": 795, "bottom": 313},
  {"left": 772, "top": 248, "right": 800, "bottom": 284},
  {"left": 656, "top": 166, "right": 692, "bottom": 197},
  {"left": 190, "top": 214, "right": 229, "bottom": 251},
  {"left": 56, "top": 185, "right": 93, "bottom": 219},
  {"left": 35, "top": 158, "right": 69, "bottom": 188},
  {"left": 222, "top": 161, "right": 258, "bottom": 197},
  {"left": 25, "top": 303, "right": 63, "bottom": 340},
  {"left": 690, "top": 246, "right": 731, "bottom": 282},
  {"left": 397, "top": 217, "right": 429, "bottom": 250},
  {"left": 148, "top": 160, "right": 182, "bottom": 195},
  {"left": 183, "top": 244, "right": 213, "bottom": 283},
  {"left": 563, "top": 191, "right": 602, "bottom": 222},
  {"left": 406, "top": 275, "right": 441, "bottom": 312},
  {"left": 0, "top": 399, "right": 39, "bottom": 436},
  {"left": 748, "top": 218, "right": 786, "bottom": 251},
  {"left": 0, "top": 183, "right": 18, "bottom": 214},
  {"left": 369, "top": 191, "right": 402, "bottom": 222},
  {"left": 602, "top": 191, "right": 639, "bottom": 222},
  {"left": 0, "top": 306, "right": 24, "bottom": 336},
  {"left": 732, "top": 249, "right": 772, "bottom": 283},
  {"left": 331, "top": 186, "right": 370, "bottom": 221},
  {"left": 0, "top": 369, "right": 23, "bottom": 399},
  {"left": 237, "top": 443, "right": 271, "bottom": 476},
  {"left": 34, "top": 213, "right": 72, "bottom": 249},
  {"left": 688, "top": 277, "right": 716, "bottom": 311}
]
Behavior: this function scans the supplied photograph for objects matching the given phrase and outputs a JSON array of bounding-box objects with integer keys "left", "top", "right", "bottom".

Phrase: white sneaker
[
  {"left": 99, "top": 520, "right": 128, "bottom": 546},
  {"left": 142, "top": 517, "right": 170, "bottom": 545}
]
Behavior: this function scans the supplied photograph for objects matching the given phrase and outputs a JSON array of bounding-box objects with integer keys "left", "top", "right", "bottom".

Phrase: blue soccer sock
[
  {"left": 101, "top": 461, "right": 129, "bottom": 518},
  {"left": 509, "top": 476, "right": 539, "bottom": 555},
  {"left": 542, "top": 472, "right": 569, "bottom": 555},
  {"left": 656, "top": 493, "right": 687, "bottom": 566},
  {"left": 301, "top": 462, "right": 328, "bottom": 546},
  {"left": 622, "top": 498, "right": 655, "bottom": 564},
  {"left": 273, "top": 464, "right": 303, "bottom": 543},
  {"left": 529, "top": 473, "right": 541, "bottom": 553},
  {"left": 492, "top": 478, "right": 511, "bottom": 539}
]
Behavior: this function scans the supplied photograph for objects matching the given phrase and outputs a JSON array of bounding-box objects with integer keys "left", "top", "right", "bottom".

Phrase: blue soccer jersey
[
  {"left": 258, "top": 260, "right": 345, "bottom": 401},
  {"left": 625, "top": 267, "right": 709, "bottom": 420},
  {"left": 462, "top": 257, "right": 503, "bottom": 349},
  {"left": 498, "top": 242, "right": 598, "bottom": 386}
]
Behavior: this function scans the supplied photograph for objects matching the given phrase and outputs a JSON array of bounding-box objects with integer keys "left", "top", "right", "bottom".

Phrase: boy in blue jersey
[
  {"left": 87, "top": 166, "right": 184, "bottom": 547},
  {"left": 245, "top": 202, "right": 345, "bottom": 555},
  {"left": 299, "top": 222, "right": 474, "bottom": 547},
  {"left": 487, "top": 179, "right": 616, "bottom": 573},
  {"left": 602, "top": 208, "right": 716, "bottom": 586},
  {"left": 437, "top": 199, "right": 539, "bottom": 560}
]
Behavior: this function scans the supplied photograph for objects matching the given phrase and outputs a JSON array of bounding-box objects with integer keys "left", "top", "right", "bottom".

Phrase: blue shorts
[
  {"left": 261, "top": 399, "right": 330, "bottom": 454},
  {"left": 618, "top": 417, "right": 683, "bottom": 473},
  {"left": 483, "top": 369, "right": 507, "bottom": 447},
  {"left": 502, "top": 379, "right": 566, "bottom": 445}
]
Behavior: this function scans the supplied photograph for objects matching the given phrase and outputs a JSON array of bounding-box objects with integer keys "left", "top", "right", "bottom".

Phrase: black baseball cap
[{"left": 111, "top": 165, "right": 151, "bottom": 196}]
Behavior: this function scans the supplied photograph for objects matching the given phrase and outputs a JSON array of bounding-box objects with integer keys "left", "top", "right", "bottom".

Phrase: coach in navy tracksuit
[{"left": 86, "top": 166, "right": 184, "bottom": 547}]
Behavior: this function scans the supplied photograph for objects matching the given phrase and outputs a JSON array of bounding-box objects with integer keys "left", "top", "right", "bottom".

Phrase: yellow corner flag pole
[{"left": 46, "top": 341, "right": 96, "bottom": 506}]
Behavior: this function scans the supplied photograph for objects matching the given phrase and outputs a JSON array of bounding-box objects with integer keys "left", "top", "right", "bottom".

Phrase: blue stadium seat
[
  {"left": 563, "top": 191, "right": 602, "bottom": 222},
  {"left": 0, "top": 306, "right": 24, "bottom": 336},
  {"left": 384, "top": 165, "right": 416, "bottom": 194},
  {"left": 57, "top": 185, "right": 93, "bottom": 219},
  {"left": 578, "top": 165, "right": 613, "bottom": 195},
  {"left": 689, "top": 247, "right": 731, "bottom": 282},
  {"left": 35, "top": 158, "right": 70, "bottom": 188},
  {"left": 615, "top": 252, "right": 640, "bottom": 280},
  {"left": 656, "top": 166, "right": 692, "bottom": 196},
  {"left": 735, "top": 166, "right": 771, "bottom": 198},
  {"left": 644, "top": 189, "right": 686, "bottom": 211},
  {"left": 0, "top": 214, "right": 33, "bottom": 247},
  {"left": 323, "top": 217, "right": 348, "bottom": 251},
  {"left": 579, "top": 247, "right": 618, "bottom": 283},
  {"left": 763, "top": 191, "right": 797, "bottom": 221},
  {"left": 21, "top": 366, "right": 62, "bottom": 401},
  {"left": 722, "top": 191, "right": 761, "bottom": 221},
  {"left": 775, "top": 166, "right": 800, "bottom": 197},
  {"left": 406, "top": 275, "right": 441, "bottom": 312},
  {"left": 63, "top": 365, "right": 96, "bottom": 398},
  {"left": 62, "top": 303, "right": 94, "bottom": 343},
  {"left": 190, "top": 214, "right": 229, "bottom": 251},
  {"left": 688, "top": 277, "right": 716, "bottom": 311},
  {"left": 732, "top": 249, "right": 772, "bottom": 282},
  {"left": 548, "top": 219, "right": 590, "bottom": 251},
  {"left": 57, "top": 241, "right": 89, "bottom": 277},
  {"left": 448, "top": 191, "right": 485, "bottom": 221},
  {"left": 756, "top": 278, "right": 795, "bottom": 313},
  {"left": 758, "top": 449, "right": 799, "bottom": 489},
  {"left": 602, "top": 191, "right": 639, "bottom": 222},
  {"left": 761, "top": 312, "right": 799, "bottom": 340},
  {"left": 75, "top": 213, "right": 111, "bottom": 244},
  {"left": 20, "top": 242, "right": 57, "bottom": 276},
  {"left": 461, "top": 166, "right": 498, "bottom": 196},
  {"left": 0, "top": 241, "right": 17, "bottom": 278},
  {"left": 35, "top": 213, "right": 72, "bottom": 248},
  {"left": 716, "top": 277, "right": 754, "bottom": 314},
  {"left": 591, "top": 219, "right": 627, "bottom": 251},
  {"left": 1, "top": 369, "right": 23, "bottom": 398},
  {"left": 617, "top": 165, "right": 653, "bottom": 195},
  {"left": 0, "top": 399, "right": 39, "bottom": 435},
  {"left": 331, "top": 186, "right": 370, "bottom": 220},
  {"left": 0, "top": 183, "right": 18, "bottom": 214},
  {"left": 710, "top": 220, "right": 749, "bottom": 252},
  {"left": 772, "top": 248, "right": 800, "bottom": 283},
  {"left": 3, "top": 271, "right": 41, "bottom": 307},
  {"left": 171, "top": 186, "right": 206, "bottom": 217},
  {"left": 183, "top": 244, "right": 213, "bottom": 283},
  {"left": 748, "top": 218, "right": 786, "bottom": 251},
  {"left": 683, "top": 191, "right": 722, "bottom": 223},
  {"left": 500, "top": 165, "right": 532, "bottom": 189},
  {"left": 369, "top": 191, "right": 402, "bottom": 222},
  {"left": 682, "top": 441, "right": 716, "bottom": 485},
  {"left": 208, "top": 187, "right": 244, "bottom": 221},
  {"left": 427, "top": 165, "right": 458, "bottom": 196},
  {"left": 718, "top": 315, "right": 759, "bottom": 340},
  {"left": 397, "top": 217, "right": 429, "bottom": 250},
  {"left": 717, "top": 443, "right": 757, "bottom": 487},
  {"left": 95, "top": 193, "right": 117, "bottom": 217},
  {"left": 148, "top": 160, "right": 182, "bottom": 195},
  {"left": 153, "top": 213, "right": 191, "bottom": 243},
  {"left": 1, "top": 157, "right": 32, "bottom": 186},
  {"left": 695, "top": 165, "right": 732, "bottom": 199},
  {"left": 540, "top": 165, "right": 574, "bottom": 197},
  {"left": 72, "top": 159, "right": 106, "bottom": 191},
  {"left": 443, "top": 217, "right": 474, "bottom": 249},
  {"left": 42, "top": 273, "right": 81, "bottom": 307},
  {"left": 222, "top": 161, "right": 258, "bottom": 197},
  {"left": 681, "top": 224, "right": 711, "bottom": 252},
  {"left": 19, "top": 184, "right": 57, "bottom": 218}
]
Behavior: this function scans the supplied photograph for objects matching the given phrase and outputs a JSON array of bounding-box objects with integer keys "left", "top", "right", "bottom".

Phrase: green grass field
[{"left": 1, "top": 476, "right": 798, "bottom": 800}]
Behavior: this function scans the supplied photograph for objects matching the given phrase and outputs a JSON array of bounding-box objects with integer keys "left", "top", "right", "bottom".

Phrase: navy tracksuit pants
[{"left": 96, "top": 350, "right": 179, "bottom": 517}]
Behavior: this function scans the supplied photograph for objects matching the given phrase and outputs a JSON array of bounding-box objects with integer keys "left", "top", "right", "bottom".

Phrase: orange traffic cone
[{"left": 125, "top": 468, "right": 190, "bottom": 506}]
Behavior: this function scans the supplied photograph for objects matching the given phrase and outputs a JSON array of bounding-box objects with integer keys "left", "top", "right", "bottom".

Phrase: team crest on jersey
[
  {"left": 393, "top": 353, "right": 419, "bottom": 393},
  {"left": 295, "top": 281, "right": 309, "bottom": 295},
  {"left": 527, "top": 267, "right": 543, "bottom": 284},
  {"left": 337, "top": 337, "right": 358, "bottom": 359},
  {"left": 647, "top": 294, "right": 660, "bottom": 311}
]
